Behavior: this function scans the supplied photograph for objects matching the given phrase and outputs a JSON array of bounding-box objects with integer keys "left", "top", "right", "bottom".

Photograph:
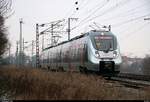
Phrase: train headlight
[
  {"left": 95, "top": 51, "right": 100, "bottom": 58},
  {"left": 113, "top": 51, "right": 118, "bottom": 58}
]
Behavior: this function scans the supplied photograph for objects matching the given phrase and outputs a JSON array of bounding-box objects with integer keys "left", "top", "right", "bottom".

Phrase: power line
[
  {"left": 75, "top": 0, "right": 103, "bottom": 17},
  {"left": 62, "top": 0, "right": 88, "bottom": 34},
  {"left": 100, "top": 2, "right": 150, "bottom": 23},
  {"left": 86, "top": 0, "right": 129, "bottom": 23},
  {"left": 71, "top": 0, "right": 109, "bottom": 30},
  {"left": 71, "top": 0, "right": 129, "bottom": 31},
  {"left": 112, "top": 13, "right": 150, "bottom": 27},
  {"left": 63, "top": 2, "right": 75, "bottom": 19},
  {"left": 77, "top": 0, "right": 89, "bottom": 10},
  {"left": 64, "top": 0, "right": 84, "bottom": 19},
  {"left": 121, "top": 22, "right": 150, "bottom": 41},
  {"left": 81, "top": 0, "right": 108, "bottom": 15},
  {"left": 115, "top": 18, "right": 141, "bottom": 36},
  {"left": 62, "top": 0, "right": 109, "bottom": 34}
]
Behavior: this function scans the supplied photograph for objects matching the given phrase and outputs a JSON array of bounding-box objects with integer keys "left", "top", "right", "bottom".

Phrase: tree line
[{"left": 0, "top": 0, "right": 12, "bottom": 58}]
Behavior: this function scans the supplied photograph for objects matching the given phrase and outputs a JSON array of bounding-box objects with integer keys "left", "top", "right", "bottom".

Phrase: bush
[{"left": 0, "top": 66, "right": 149, "bottom": 100}]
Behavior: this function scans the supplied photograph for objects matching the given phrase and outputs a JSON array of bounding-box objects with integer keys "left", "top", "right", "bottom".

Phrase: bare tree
[
  {"left": 0, "top": 0, "right": 13, "bottom": 18},
  {"left": 0, "top": 0, "right": 12, "bottom": 57}
]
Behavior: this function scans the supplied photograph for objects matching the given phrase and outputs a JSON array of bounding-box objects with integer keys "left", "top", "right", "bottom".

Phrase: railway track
[
  {"left": 116, "top": 73, "right": 150, "bottom": 81},
  {"left": 106, "top": 73, "right": 150, "bottom": 89}
]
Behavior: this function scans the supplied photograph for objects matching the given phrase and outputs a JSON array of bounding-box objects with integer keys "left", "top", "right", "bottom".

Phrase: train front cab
[{"left": 88, "top": 31, "right": 122, "bottom": 76}]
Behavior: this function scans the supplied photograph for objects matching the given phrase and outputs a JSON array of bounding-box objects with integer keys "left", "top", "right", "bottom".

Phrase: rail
[
  {"left": 108, "top": 73, "right": 150, "bottom": 89},
  {"left": 115, "top": 73, "right": 150, "bottom": 81}
]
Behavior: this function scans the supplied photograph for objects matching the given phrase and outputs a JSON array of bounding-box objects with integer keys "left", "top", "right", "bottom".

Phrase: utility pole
[
  {"left": 68, "top": 18, "right": 70, "bottom": 41},
  {"left": 42, "top": 35, "right": 44, "bottom": 50},
  {"left": 36, "top": 23, "right": 40, "bottom": 68},
  {"left": 108, "top": 25, "right": 111, "bottom": 31},
  {"left": 31, "top": 40, "right": 34, "bottom": 67},
  {"left": 19, "top": 18, "right": 23, "bottom": 67},
  {"left": 35, "top": 23, "right": 46, "bottom": 68},
  {"left": 68, "top": 18, "right": 78, "bottom": 41},
  {"left": 16, "top": 41, "right": 19, "bottom": 67},
  {"left": 22, "top": 38, "right": 24, "bottom": 54},
  {"left": 35, "top": 19, "right": 65, "bottom": 68},
  {"left": 22, "top": 38, "right": 24, "bottom": 66},
  {"left": 51, "top": 24, "right": 54, "bottom": 46}
]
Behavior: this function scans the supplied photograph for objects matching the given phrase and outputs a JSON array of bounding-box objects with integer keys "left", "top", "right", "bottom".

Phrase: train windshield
[{"left": 93, "top": 35, "right": 117, "bottom": 51}]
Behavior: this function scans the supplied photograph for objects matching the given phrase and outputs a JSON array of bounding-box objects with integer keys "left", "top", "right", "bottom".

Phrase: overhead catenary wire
[
  {"left": 62, "top": 0, "right": 115, "bottom": 34},
  {"left": 83, "top": 0, "right": 129, "bottom": 25},
  {"left": 60, "top": 0, "right": 88, "bottom": 35},
  {"left": 100, "top": 1, "right": 150, "bottom": 23},
  {"left": 88, "top": 0, "right": 130, "bottom": 20},
  {"left": 112, "top": 13, "right": 150, "bottom": 27},
  {"left": 61, "top": 0, "right": 106, "bottom": 34},
  {"left": 61, "top": 0, "right": 150, "bottom": 45},
  {"left": 77, "top": 0, "right": 107, "bottom": 16},
  {"left": 64, "top": 0, "right": 86, "bottom": 19},
  {"left": 115, "top": 18, "right": 142, "bottom": 37},
  {"left": 71, "top": 0, "right": 130, "bottom": 31},
  {"left": 71, "top": 0, "right": 109, "bottom": 30},
  {"left": 77, "top": 0, "right": 90, "bottom": 11},
  {"left": 64, "top": 2, "right": 76, "bottom": 19},
  {"left": 120, "top": 22, "right": 150, "bottom": 41}
]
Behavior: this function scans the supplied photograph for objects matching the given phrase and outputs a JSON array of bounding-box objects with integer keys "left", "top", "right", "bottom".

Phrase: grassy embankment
[{"left": 0, "top": 66, "right": 150, "bottom": 100}]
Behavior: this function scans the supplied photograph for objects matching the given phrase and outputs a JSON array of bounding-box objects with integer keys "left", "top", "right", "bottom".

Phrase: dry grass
[{"left": 0, "top": 66, "right": 150, "bottom": 100}]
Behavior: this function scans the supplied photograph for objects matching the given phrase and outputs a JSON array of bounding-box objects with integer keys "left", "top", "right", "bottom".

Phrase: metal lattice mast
[
  {"left": 67, "top": 18, "right": 78, "bottom": 41},
  {"left": 35, "top": 19, "right": 65, "bottom": 68},
  {"left": 36, "top": 24, "right": 40, "bottom": 68},
  {"left": 51, "top": 24, "right": 54, "bottom": 46},
  {"left": 32, "top": 40, "right": 34, "bottom": 67}
]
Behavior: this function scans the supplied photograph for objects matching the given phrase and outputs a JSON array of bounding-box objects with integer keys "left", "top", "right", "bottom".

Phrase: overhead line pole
[
  {"left": 68, "top": 18, "right": 70, "bottom": 41},
  {"left": 19, "top": 18, "right": 23, "bottom": 67},
  {"left": 32, "top": 40, "right": 34, "bottom": 67},
  {"left": 51, "top": 24, "right": 54, "bottom": 46},
  {"left": 22, "top": 38, "right": 24, "bottom": 66},
  {"left": 42, "top": 35, "right": 44, "bottom": 50},
  {"left": 68, "top": 18, "right": 78, "bottom": 41},
  {"left": 36, "top": 23, "right": 40, "bottom": 68},
  {"left": 16, "top": 41, "right": 19, "bottom": 67},
  {"left": 35, "top": 19, "right": 65, "bottom": 68}
]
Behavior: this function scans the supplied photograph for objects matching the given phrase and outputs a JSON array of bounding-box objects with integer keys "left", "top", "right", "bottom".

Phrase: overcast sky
[{"left": 5, "top": 0, "right": 150, "bottom": 58}]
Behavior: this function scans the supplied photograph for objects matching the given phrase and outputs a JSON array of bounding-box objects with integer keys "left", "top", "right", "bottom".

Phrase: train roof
[
  {"left": 43, "top": 33, "right": 88, "bottom": 51},
  {"left": 88, "top": 30, "right": 113, "bottom": 35},
  {"left": 43, "top": 30, "right": 113, "bottom": 51}
]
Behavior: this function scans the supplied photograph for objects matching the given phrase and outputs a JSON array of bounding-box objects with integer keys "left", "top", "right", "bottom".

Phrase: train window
[{"left": 93, "top": 35, "right": 117, "bottom": 51}]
